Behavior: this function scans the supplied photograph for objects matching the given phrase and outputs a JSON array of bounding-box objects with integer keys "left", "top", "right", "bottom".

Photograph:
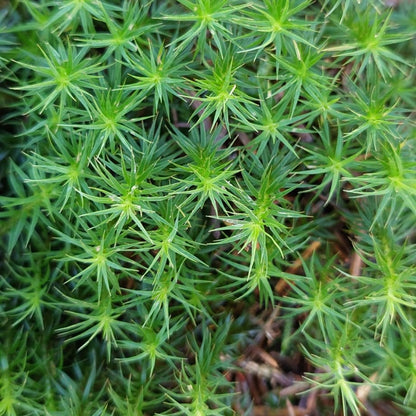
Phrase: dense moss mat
[{"left": 0, "top": 1, "right": 415, "bottom": 415}]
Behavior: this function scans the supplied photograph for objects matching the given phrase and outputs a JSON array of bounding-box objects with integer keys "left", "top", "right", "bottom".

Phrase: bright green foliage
[
  {"left": 349, "top": 141, "right": 416, "bottom": 225},
  {"left": 163, "top": 0, "right": 242, "bottom": 55},
  {"left": 302, "top": 322, "right": 378, "bottom": 416},
  {"left": 125, "top": 42, "right": 190, "bottom": 114},
  {"left": 0, "top": 1, "right": 415, "bottom": 415},
  {"left": 280, "top": 254, "right": 347, "bottom": 338},
  {"left": 13, "top": 40, "right": 104, "bottom": 115},
  {"left": 190, "top": 45, "right": 256, "bottom": 130},
  {"left": 343, "top": 79, "right": 405, "bottom": 151},
  {"left": 326, "top": 3, "right": 413, "bottom": 80},
  {"left": 238, "top": 0, "right": 314, "bottom": 56},
  {"left": 172, "top": 125, "right": 239, "bottom": 217},
  {"left": 300, "top": 121, "right": 360, "bottom": 204}
]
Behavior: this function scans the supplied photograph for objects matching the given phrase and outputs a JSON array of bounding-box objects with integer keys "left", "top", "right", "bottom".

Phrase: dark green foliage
[{"left": 0, "top": 0, "right": 415, "bottom": 415}]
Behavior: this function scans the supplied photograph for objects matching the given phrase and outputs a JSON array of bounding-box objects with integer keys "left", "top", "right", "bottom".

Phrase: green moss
[{"left": 0, "top": 1, "right": 415, "bottom": 414}]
